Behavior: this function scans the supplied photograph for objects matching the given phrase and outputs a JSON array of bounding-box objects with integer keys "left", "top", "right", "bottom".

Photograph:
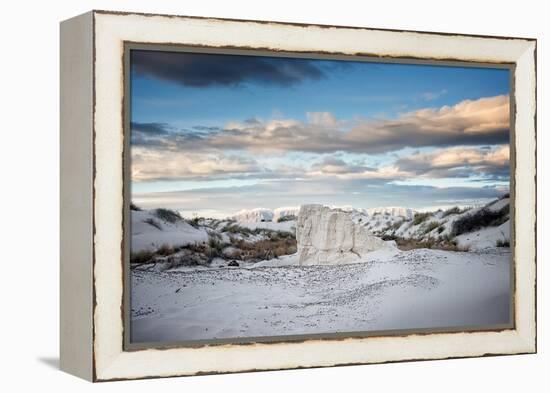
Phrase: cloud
[
  {"left": 131, "top": 122, "right": 209, "bottom": 149},
  {"left": 133, "top": 95, "right": 509, "bottom": 155},
  {"left": 395, "top": 145, "right": 509, "bottom": 179},
  {"left": 420, "top": 89, "right": 447, "bottom": 101},
  {"left": 310, "top": 157, "right": 366, "bottom": 174},
  {"left": 131, "top": 122, "right": 172, "bottom": 135},
  {"left": 304, "top": 145, "right": 509, "bottom": 182},
  {"left": 131, "top": 50, "right": 325, "bottom": 87},
  {"left": 307, "top": 156, "right": 405, "bottom": 180},
  {"left": 132, "top": 177, "right": 507, "bottom": 217},
  {"left": 131, "top": 148, "right": 261, "bottom": 182},
  {"left": 306, "top": 112, "right": 340, "bottom": 127},
  {"left": 341, "top": 95, "right": 510, "bottom": 153},
  {"left": 308, "top": 164, "right": 411, "bottom": 181},
  {"left": 130, "top": 96, "right": 510, "bottom": 184}
]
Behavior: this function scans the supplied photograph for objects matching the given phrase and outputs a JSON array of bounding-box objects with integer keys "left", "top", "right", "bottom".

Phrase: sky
[{"left": 130, "top": 49, "right": 511, "bottom": 218}]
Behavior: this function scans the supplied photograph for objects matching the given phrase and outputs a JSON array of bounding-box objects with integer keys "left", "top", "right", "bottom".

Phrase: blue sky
[{"left": 130, "top": 50, "right": 510, "bottom": 217}]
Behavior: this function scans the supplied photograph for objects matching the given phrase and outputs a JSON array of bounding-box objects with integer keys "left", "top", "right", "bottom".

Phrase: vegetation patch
[
  {"left": 387, "top": 220, "right": 404, "bottom": 232},
  {"left": 143, "top": 218, "right": 162, "bottom": 231},
  {"left": 228, "top": 237, "right": 297, "bottom": 261},
  {"left": 395, "top": 238, "right": 468, "bottom": 252},
  {"left": 423, "top": 221, "right": 441, "bottom": 234},
  {"left": 222, "top": 224, "right": 256, "bottom": 236},
  {"left": 154, "top": 208, "right": 182, "bottom": 224},
  {"left": 130, "top": 249, "right": 155, "bottom": 265},
  {"left": 187, "top": 216, "right": 202, "bottom": 228},
  {"left": 451, "top": 206, "right": 509, "bottom": 237},
  {"left": 496, "top": 239, "right": 510, "bottom": 247},
  {"left": 277, "top": 215, "right": 296, "bottom": 223},
  {"left": 413, "top": 212, "right": 431, "bottom": 225},
  {"left": 442, "top": 206, "right": 462, "bottom": 217}
]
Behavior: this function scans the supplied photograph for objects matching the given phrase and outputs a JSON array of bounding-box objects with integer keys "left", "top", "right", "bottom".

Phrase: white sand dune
[{"left": 130, "top": 248, "right": 510, "bottom": 343}]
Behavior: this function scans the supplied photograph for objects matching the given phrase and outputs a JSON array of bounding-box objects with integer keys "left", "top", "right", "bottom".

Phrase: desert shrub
[
  {"left": 222, "top": 224, "right": 276, "bottom": 237},
  {"left": 143, "top": 218, "right": 162, "bottom": 230},
  {"left": 205, "top": 236, "right": 224, "bottom": 259},
  {"left": 388, "top": 220, "right": 403, "bottom": 232},
  {"left": 208, "top": 230, "right": 222, "bottom": 241},
  {"left": 273, "top": 230, "right": 294, "bottom": 239},
  {"left": 130, "top": 249, "right": 154, "bottom": 265},
  {"left": 130, "top": 203, "right": 142, "bottom": 211},
  {"left": 187, "top": 216, "right": 202, "bottom": 229},
  {"left": 185, "top": 242, "right": 207, "bottom": 254},
  {"left": 277, "top": 215, "right": 296, "bottom": 223},
  {"left": 156, "top": 243, "right": 175, "bottom": 256},
  {"left": 222, "top": 224, "right": 254, "bottom": 236},
  {"left": 154, "top": 208, "right": 181, "bottom": 223},
  {"left": 442, "top": 206, "right": 461, "bottom": 218},
  {"left": 451, "top": 206, "right": 509, "bottom": 237},
  {"left": 423, "top": 221, "right": 440, "bottom": 234},
  {"left": 208, "top": 236, "right": 223, "bottom": 250},
  {"left": 437, "top": 226, "right": 445, "bottom": 234},
  {"left": 496, "top": 239, "right": 510, "bottom": 247},
  {"left": 413, "top": 212, "right": 431, "bottom": 225},
  {"left": 229, "top": 237, "right": 297, "bottom": 261},
  {"left": 396, "top": 238, "right": 435, "bottom": 250},
  {"left": 395, "top": 237, "right": 468, "bottom": 252},
  {"left": 493, "top": 205, "right": 510, "bottom": 225}
]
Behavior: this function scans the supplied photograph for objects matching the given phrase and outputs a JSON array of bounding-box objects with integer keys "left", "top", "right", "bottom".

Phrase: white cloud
[
  {"left": 395, "top": 145, "right": 509, "bottom": 179},
  {"left": 306, "top": 111, "right": 339, "bottom": 127},
  {"left": 143, "top": 95, "right": 509, "bottom": 155},
  {"left": 131, "top": 96, "right": 510, "bottom": 183},
  {"left": 420, "top": 89, "right": 447, "bottom": 101},
  {"left": 132, "top": 148, "right": 260, "bottom": 182}
]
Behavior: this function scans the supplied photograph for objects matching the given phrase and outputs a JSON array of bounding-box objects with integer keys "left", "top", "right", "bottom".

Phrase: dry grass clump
[
  {"left": 154, "top": 208, "right": 181, "bottom": 223},
  {"left": 451, "top": 206, "right": 509, "bottom": 237},
  {"left": 144, "top": 218, "right": 162, "bottom": 230},
  {"left": 423, "top": 221, "right": 441, "bottom": 234},
  {"left": 130, "top": 249, "right": 155, "bottom": 265},
  {"left": 413, "top": 212, "right": 431, "bottom": 225},
  {"left": 395, "top": 238, "right": 468, "bottom": 252},
  {"left": 228, "top": 238, "right": 297, "bottom": 261},
  {"left": 496, "top": 239, "right": 510, "bottom": 247},
  {"left": 442, "top": 206, "right": 461, "bottom": 217},
  {"left": 277, "top": 215, "right": 296, "bottom": 223}
]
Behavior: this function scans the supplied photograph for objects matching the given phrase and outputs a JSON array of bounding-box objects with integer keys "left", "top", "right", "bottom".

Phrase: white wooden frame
[{"left": 60, "top": 10, "right": 537, "bottom": 382}]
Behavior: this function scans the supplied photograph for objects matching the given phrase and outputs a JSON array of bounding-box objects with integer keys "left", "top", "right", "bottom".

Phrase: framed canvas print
[{"left": 60, "top": 10, "right": 537, "bottom": 382}]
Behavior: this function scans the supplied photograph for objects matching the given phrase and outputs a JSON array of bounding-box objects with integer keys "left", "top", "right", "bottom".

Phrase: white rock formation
[
  {"left": 296, "top": 204, "right": 388, "bottom": 265},
  {"left": 367, "top": 206, "right": 415, "bottom": 219},
  {"left": 273, "top": 206, "right": 299, "bottom": 222},
  {"left": 232, "top": 208, "right": 274, "bottom": 222}
]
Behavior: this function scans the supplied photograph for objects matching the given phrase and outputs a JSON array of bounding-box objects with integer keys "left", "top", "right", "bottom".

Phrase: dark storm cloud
[{"left": 131, "top": 50, "right": 325, "bottom": 87}]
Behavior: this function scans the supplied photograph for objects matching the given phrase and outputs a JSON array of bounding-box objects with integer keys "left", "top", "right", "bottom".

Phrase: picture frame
[{"left": 60, "top": 10, "right": 537, "bottom": 382}]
